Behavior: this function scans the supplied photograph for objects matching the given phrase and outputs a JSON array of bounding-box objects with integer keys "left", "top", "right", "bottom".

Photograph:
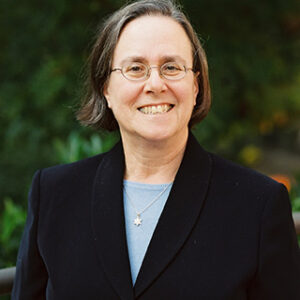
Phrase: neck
[{"left": 121, "top": 130, "right": 189, "bottom": 184}]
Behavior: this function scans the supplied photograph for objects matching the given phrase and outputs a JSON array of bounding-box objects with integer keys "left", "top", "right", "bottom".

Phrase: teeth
[{"left": 139, "top": 104, "right": 173, "bottom": 114}]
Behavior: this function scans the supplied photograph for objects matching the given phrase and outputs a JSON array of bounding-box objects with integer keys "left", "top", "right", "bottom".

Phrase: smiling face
[{"left": 104, "top": 15, "right": 199, "bottom": 144}]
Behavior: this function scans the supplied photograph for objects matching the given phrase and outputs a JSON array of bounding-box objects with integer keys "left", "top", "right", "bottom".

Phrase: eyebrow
[{"left": 119, "top": 55, "right": 186, "bottom": 65}]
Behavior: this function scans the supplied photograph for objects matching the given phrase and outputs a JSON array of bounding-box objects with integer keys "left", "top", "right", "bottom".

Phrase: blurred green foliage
[
  {"left": 53, "top": 131, "right": 119, "bottom": 164},
  {"left": 291, "top": 174, "right": 300, "bottom": 211},
  {"left": 0, "top": 0, "right": 299, "bottom": 268},
  {"left": 0, "top": 199, "right": 26, "bottom": 268}
]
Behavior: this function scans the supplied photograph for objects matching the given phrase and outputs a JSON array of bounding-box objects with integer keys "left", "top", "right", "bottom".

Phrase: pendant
[{"left": 134, "top": 214, "right": 142, "bottom": 226}]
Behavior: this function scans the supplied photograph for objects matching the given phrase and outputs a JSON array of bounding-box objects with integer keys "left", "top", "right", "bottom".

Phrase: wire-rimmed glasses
[{"left": 110, "top": 61, "right": 194, "bottom": 81}]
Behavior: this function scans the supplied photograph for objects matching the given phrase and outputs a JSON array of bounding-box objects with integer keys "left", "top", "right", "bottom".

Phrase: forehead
[{"left": 112, "top": 15, "right": 193, "bottom": 64}]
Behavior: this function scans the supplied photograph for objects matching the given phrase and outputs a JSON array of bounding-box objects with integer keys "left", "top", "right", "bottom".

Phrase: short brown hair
[{"left": 77, "top": 0, "right": 211, "bottom": 131}]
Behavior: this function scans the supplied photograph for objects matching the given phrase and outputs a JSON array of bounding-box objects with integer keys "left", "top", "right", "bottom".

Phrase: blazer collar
[
  {"left": 91, "top": 140, "right": 134, "bottom": 300},
  {"left": 91, "top": 133, "right": 212, "bottom": 299}
]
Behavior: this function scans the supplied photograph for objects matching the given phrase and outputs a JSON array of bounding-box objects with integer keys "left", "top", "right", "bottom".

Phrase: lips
[{"left": 138, "top": 104, "right": 174, "bottom": 115}]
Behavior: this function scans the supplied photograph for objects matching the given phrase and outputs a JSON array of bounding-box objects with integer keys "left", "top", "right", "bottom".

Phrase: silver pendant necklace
[{"left": 124, "top": 183, "right": 172, "bottom": 226}]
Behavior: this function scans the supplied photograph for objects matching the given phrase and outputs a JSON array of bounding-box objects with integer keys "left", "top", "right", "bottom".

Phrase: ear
[
  {"left": 193, "top": 72, "right": 200, "bottom": 106},
  {"left": 103, "top": 81, "right": 112, "bottom": 108}
]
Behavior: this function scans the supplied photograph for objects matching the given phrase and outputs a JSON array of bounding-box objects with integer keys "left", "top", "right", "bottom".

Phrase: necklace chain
[{"left": 124, "top": 183, "right": 172, "bottom": 226}]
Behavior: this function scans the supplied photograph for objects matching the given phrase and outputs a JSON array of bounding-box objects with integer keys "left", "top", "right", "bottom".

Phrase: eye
[
  {"left": 125, "top": 63, "right": 146, "bottom": 73},
  {"left": 162, "top": 62, "right": 183, "bottom": 75},
  {"left": 123, "top": 62, "right": 147, "bottom": 79},
  {"left": 130, "top": 65, "right": 142, "bottom": 72}
]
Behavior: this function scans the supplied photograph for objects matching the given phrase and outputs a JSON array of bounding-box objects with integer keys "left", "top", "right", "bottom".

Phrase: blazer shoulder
[{"left": 209, "top": 151, "right": 283, "bottom": 191}]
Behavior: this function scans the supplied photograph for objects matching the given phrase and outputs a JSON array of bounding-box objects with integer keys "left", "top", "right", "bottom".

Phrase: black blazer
[{"left": 12, "top": 134, "right": 300, "bottom": 299}]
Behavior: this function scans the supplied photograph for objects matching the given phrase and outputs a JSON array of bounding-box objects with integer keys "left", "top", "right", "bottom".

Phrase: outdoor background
[{"left": 1, "top": 0, "right": 299, "bottom": 277}]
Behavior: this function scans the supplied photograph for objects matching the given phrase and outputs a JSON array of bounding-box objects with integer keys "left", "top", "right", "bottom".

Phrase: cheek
[
  {"left": 106, "top": 80, "right": 141, "bottom": 110},
  {"left": 122, "top": 87, "right": 141, "bottom": 106},
  {"left": 193, "top": 81, "right": 199, "bottom": 105},
  {"left": 174, "top": 83, "right": 197, "bottom": 107}
]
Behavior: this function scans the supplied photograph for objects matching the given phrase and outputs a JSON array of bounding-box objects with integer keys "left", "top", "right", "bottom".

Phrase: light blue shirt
[{"left": 123, "top": 180, "right": 173, "bottom": 284}]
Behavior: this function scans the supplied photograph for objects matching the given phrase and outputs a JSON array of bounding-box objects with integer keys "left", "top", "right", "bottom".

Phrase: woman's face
[{"left": 104, "top": 15, "right": 199, "bottom": 143}]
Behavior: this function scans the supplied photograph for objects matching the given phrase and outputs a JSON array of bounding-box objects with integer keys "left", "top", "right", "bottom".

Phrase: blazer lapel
[
  {"left": 91, "top": 141, "right": 134, "bottom": 300},
  {"left": 134, "top": 133, "right": 213, "bottom": 298}
]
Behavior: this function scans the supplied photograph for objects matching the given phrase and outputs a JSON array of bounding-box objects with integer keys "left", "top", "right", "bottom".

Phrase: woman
[{"left": 12, "top": 0, "right": 300, "bottom": 299}]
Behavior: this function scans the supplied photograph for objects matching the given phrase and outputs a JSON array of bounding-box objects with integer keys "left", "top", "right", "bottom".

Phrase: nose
[{"left": 144, "top": 66, "right": 167, "bottom": 94}]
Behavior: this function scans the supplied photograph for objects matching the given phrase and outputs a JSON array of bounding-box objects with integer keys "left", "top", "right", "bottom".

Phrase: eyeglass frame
[{"left": 110, "top": 61, "right": 195, "bottom": 81}]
